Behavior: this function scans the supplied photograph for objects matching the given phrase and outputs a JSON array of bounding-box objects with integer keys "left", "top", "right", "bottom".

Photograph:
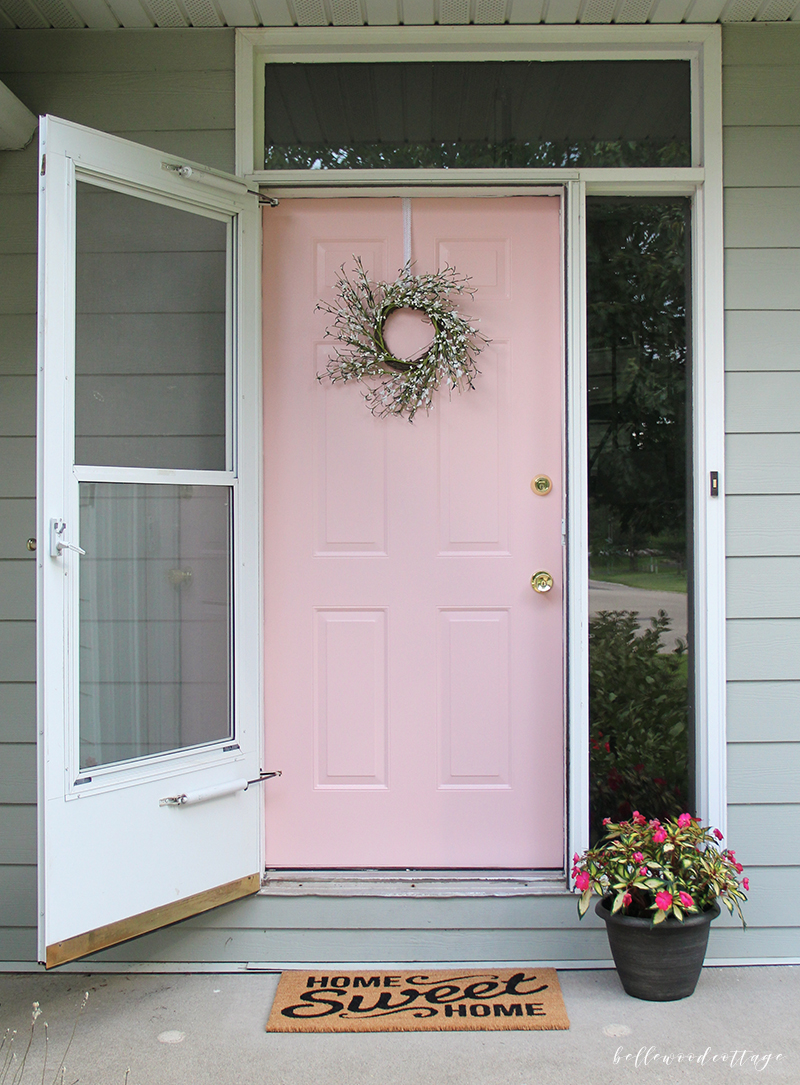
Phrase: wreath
[{"left": 316, "top": 259, "right": 488, "bottom": 421}]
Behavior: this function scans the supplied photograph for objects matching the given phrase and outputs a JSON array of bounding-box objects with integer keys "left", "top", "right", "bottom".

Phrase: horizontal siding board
[
  {"left": 113, "top": 128, "right": 235, "bottom": 172},
  {"left": 0, "top": 805, "right": 36, "bottom": 864},
  {"left": 0, "top": 316, "right": 35, "bottom": 375},
  {"left": 78, "top": 253, "right": 225, "bottom": 312},
  {"left": 726, "top": 372, "right": 800, "bottom": 433},
  {"left": 0, "top": 141, "right": 38, "bottom": 196},
  {"left": 725, "top": 188, "right": 800, "bottom": 248},
  {"left": 77, "top": 192, "right": 227, "bottom": 253},
  {"left": 0, "top": 377, "right": 35, "bottom": 436},
  {"left": 0, "top": 743, "right": 35, "bottom": 803},
  {"left": 727, "top": 679, "right": 800, "bottom": 740},
  {"left": 726, "top": 496, "right": 800, "bottom": 555},
  {"left": 0, "top": 622, "right": 35, "bottom": 681},
  {"left": 2, "top": 71, "right": 234, "bottom": 132},
  {"left": 727, "top": 806, "right": 800, "bottom": 865},
  {"left": 0, "top": 439, "right": 34, "bottom": 498},
  {"left": 722, "top": 24, "right": 800, "bottom": 66},
  {"left": 183, "top": 893, "right": 580, "bottom": 931},
  {"left": 728, "top": 741, "right": 800, "bottom": 802},
  {"left": 0, "top": 255, "right": 36, "bottom": 315},
  {"left": 0, "top": 195, "right": 36, "bottom": 254},
  {"left": 726, "top": 434, "right": 800, "bottom": 494},
  {"left": 78, "top": 315, "right": 225, "bottom": 375},
  {"left": 707, "top": 926, "right": 800, "bottom": 958},
  {"left": 0, "top": 865, "right": 36, "bottom": 927},
  {"left": 725, "top": 249, "right": 800, "bottom": 311},
  {"left": 0, "top": 563, "right": 35, "bottom": 622},
  {"left": 70, "top": 924, "right": 800, "bottom": 965},
  {"left": 0, "top": 927, "right": 36, "bottom": 962},
  {"left": 728, "top": 618, "right": 800, "bottom": 679},
  {"left": 725, "top": 310, "right": 800, "bottom": 371},
  {"left": 727, "top": 558, "right": 800, "bottom": 617},
  {"left": 0, "top": 500, "right": 35, "bottom": 560},
  {"left": 710, "top": 867, "right": 800, "bottom": 928},
  {"left": 724, "top": 67, "right": 800, "bottom": 126},
  {"left": 0, "top": 683, "right": 35, "bottom": 743},
  {"left": 0, "top": 27, "right": 234, "bottom": 72},
  {"left": 724, "top": 127, "right": 800, "bottom": 187},
  {"left": 81, "top": 924, "right": 613, "bottom": 964}
]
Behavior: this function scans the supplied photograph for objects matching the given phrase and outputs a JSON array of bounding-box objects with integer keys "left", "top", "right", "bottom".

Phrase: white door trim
[{"left": 236, "top": 25, "right": 727, "bottom": 874}]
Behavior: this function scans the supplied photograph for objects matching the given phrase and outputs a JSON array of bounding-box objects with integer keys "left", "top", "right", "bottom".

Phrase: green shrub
[{"left": 589, "top": 609, "right": 689, "bottom": 843}]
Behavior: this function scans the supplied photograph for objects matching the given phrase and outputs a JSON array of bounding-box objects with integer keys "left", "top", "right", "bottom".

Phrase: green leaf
[
  {"left": 578, "top": 889, "right": 594, "bottom": 917},
  {"left": 652, "top": 909, "right": 667, "bottom": 925}
]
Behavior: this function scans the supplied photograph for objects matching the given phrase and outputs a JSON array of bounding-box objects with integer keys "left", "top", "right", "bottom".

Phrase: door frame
[{"left": 237, "top": 25, "right": 726, "bottom": 880}]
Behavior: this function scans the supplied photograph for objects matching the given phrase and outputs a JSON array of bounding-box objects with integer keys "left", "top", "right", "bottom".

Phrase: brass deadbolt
[{"left": 531, "top": 475, "right": 553, "bottom": 496}]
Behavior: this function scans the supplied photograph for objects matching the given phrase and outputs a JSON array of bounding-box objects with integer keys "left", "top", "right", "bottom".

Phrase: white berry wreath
[{"left": 316, "top": 258, "right": 488, "bottom": 421}]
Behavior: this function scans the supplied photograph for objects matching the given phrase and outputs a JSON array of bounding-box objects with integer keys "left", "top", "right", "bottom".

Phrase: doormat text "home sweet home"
[{"left": 266, "top": 969, "right": 570, "bottom": 1032}]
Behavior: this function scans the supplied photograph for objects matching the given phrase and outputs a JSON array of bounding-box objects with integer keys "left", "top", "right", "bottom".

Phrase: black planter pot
[{"left": 595, "top": 897, "right": 720, "bottom": 1001}]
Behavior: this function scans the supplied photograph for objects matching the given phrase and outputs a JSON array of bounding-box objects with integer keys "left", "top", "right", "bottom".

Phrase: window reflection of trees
[{"left": 587, "top": 199, "right": 692, "bottom": 842}]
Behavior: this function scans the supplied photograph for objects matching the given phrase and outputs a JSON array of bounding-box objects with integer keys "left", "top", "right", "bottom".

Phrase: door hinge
[{"left": 40, "top": 153, "right": 46, "bottom": 176}]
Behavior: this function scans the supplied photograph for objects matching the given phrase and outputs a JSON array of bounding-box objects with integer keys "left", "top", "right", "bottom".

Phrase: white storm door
[{"left": 37, "top": 117, "right": 262, "bottom": 968}]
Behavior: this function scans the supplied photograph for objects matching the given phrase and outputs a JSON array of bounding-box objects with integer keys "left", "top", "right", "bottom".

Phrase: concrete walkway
[{"left": 0, "top": 966, "right": 796, "bottom": 1084}]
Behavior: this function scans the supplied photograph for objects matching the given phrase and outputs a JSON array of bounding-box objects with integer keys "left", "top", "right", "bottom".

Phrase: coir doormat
[{"left": 266, "top": 969, "right": 570, "bottom": 1032}]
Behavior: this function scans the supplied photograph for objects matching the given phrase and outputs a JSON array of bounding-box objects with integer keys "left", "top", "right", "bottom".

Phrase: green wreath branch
[{"left": 316, "top": 258, "right": 488, "bottom": 421}]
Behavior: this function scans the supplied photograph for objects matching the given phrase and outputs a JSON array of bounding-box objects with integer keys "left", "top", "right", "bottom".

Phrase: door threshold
[{"left": 260, "top": 869, "right": 568, "bottom": 897}]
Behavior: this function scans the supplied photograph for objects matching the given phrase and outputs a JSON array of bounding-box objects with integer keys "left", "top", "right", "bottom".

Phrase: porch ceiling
[{"left": 0, "top": 0, "right": 798, "bottom": 32}]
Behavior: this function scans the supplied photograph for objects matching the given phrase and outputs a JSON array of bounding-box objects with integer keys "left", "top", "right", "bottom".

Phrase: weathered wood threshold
[{"left": 260, "top": 870, "right": 569, "bottom": 897}]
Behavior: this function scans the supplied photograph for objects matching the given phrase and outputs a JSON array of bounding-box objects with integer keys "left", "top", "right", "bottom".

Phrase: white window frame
[{"left": 236, "top": 25, "right": 726, "bottom": 875}]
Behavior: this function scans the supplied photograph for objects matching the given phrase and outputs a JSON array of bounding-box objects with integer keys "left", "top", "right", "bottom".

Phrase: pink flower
[
  {"left": 632, "top": 811, "right": 647, "bottom": 826},
  {"left": 735, "top": 862, "right": 744, "bottom": 874},
  {"left": 677, "top": 813, "right": 692, "bottom": 828},
  {"left": 653, "top": 828, "right": 667, "bottom": 844},
  {"left": 573, "top": 853, "right": 580, "bottom": 863},
  {"left": 742, "top": 877, "right": 750, "bottom": 891},
  {"left": 602, "top": 817, "right": 611, "bottom": 826},
  {"left": 655, "top": 891, "right": 673, "bottom": 912},
  {"left": 623, "top": 892, "right": 632, "bottom": 907},
  {"left": 633, "top": 852, "right": 644, "bottom": 863},
  {"left": 639, "top": 867, "right": 648, "bottom": 876},
  {"left": 679, "top": 891, "right": 694, "bottom": 908},
  {"left": 713, "top": 828, "right": 724, "bottom": 841},
  {"left": 575, "top": 871, "right": 591, "bottom": 891}
]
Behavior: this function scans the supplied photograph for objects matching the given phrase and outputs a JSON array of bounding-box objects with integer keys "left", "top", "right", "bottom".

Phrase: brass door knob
[{"left": 531, "top": 571, "right": 554, "bottom": 593}]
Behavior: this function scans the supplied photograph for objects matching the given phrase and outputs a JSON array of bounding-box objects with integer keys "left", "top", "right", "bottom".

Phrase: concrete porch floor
[{"left": 0, "top": 966, "right": 796, "bottom": 1084}]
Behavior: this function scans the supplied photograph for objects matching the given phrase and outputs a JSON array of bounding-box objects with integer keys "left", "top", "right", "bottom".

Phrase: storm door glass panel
[
  {"left": 586, "top": 198, "right": 692, "bottom": 842},
  {"left": 264, "top": 61, "right": 691, "bottom": 170},
  {"left": 75, "top": 181, "right": 228, "bottom": 471},
  {"left": 78, "top": 483, "right": 232, "bottom": 770}
]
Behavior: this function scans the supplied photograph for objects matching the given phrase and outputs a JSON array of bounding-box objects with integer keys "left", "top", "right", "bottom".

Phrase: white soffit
[{"left": 0, "top": 0, "right": 799, "bottom": 27}]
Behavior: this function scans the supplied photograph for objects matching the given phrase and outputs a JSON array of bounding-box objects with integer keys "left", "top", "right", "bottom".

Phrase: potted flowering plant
[{"left": 573, "top": 811, "right": 748, "bottom": 1001}]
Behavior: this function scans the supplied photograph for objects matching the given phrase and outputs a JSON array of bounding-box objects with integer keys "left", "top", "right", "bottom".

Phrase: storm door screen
[{"left": 74, "top": 182, "right": 233, "bottom": 769}]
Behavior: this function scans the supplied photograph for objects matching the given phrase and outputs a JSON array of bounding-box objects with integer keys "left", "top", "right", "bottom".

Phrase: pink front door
[{"left": 262, "top": 196, "right": 565, "bottom": 869}]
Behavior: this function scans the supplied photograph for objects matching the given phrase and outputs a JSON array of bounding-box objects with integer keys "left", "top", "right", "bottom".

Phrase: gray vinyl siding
[
  {"left": 0, "top": 28, "right": 236, "bottom": 965},
  {"left": 0, "top": 24, "right": 798, "bottom": 969},
  {"left": 723, "top": 23, "right": 800, "bottom": 961}
]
